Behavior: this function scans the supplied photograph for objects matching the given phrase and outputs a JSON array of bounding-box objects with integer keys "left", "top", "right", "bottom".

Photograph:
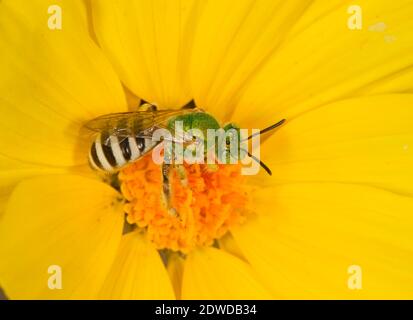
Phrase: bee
[{"left": 84, "top": 101, "right": 285, "bottom": 214}]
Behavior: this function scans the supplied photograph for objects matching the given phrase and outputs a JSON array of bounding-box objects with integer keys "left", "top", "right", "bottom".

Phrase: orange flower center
[{"left": 119, "top": 154, "right": 251, "bottom": 253}]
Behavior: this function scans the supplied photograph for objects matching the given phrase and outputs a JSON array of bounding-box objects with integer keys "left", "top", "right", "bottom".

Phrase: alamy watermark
[
  {"left": 48, "top": 5, "right": 62, "bottom": 30},
  {"left": 347, "top": 5, "right": 362, "bottom": 30},
  {"left": 347, "top": 265, "right": 362, "bottom": 290},
  {"left": 47, "top": 265, "right": 62, "bottom": 290},
  {"left": 149, "top": 121, "right": 263, "bottom": 176}
]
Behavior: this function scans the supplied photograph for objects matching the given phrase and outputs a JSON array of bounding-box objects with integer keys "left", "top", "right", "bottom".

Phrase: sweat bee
[{"left": 84, "top": 100, "right": 285, "bottom": 214}]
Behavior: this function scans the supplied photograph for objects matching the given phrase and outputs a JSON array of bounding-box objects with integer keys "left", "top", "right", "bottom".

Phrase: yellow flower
[{"left": 1, "top": 0, "right": 413, "bottom": 299}]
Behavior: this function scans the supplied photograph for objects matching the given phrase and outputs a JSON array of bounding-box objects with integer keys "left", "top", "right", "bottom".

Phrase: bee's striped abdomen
[{"left": 89, "top": 131, "right": 156, "bottom": 172}]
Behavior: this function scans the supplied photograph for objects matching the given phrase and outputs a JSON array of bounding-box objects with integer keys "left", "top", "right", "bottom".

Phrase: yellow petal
[
  {"left": 0, "top": 156, "right": 68, "bottom": 217},
  {"left": 0, "top": 175, "right": 124, "bottom": 299},
  {"left": 166, "top": 253, "right": 185, "bottom": 300},
  {"left": 232, "top": 183, "right": 413, "bottom": 299},
  {"left": 218, "top": 232, "right": 246, "bottom": 262},
  {"left": 0, "top": 193, "right": 10, "bottom": 218},
  {"left": 99, "top": 231, "right": 175, "bottom": 300},
  {"left": 234, "top": 0, "right": 413, "bottom": 126},
  {"left": 189, "top": 0, "right": 312, "bottom": 120},
  {"left": 257, "top": 95, "right": 413, "bottom": 196},
  {"left": 91, "top": 0, "right": 195, "bottom": 108},
  {"left": 181, "top": 247, "right": 272, "bottom": 299},
  {"left": 0, "top": 0, "right": 127, "bottom": 168}
]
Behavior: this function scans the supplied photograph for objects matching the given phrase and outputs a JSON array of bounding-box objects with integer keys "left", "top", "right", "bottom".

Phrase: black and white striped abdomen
[{"left": 89, "top": 132, "right": 157, "bottom": 172}]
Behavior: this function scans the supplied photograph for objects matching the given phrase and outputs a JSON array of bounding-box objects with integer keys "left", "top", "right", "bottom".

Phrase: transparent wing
[
  {"left": 84, "top": 108, "right": 199, "bottom": 146},
  {"left": 84, "top": 109, "right": 197, "bottom": 133}
]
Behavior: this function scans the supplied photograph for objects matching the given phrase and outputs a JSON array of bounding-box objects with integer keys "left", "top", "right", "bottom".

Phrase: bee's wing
[
  {"left": 84, "top": 108, "right": 198, "bottom": 146},
  {"left": 84, "top": 109, "right": 195, "bottom": 132}
]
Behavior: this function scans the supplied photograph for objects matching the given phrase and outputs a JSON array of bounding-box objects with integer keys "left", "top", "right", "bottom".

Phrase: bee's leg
[
  {"left": 162, "top": 163, "right": 177, "bottom": 216},
  {"left": 174, "top": 164, "right": 188, "bottom": 187}
]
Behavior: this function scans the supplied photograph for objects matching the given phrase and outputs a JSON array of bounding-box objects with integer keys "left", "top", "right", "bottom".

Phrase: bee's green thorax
[
  {"left": 167, "top": 112, "right": 245, "bottom": 162},
  {"left": 167, "top": 112, "right": 221, "bottom": 132}
]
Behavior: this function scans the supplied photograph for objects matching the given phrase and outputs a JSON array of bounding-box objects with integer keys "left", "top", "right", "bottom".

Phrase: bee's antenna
[
  {"left": 243, "top": 119, "right": 286, "bottom": 141},
  {"left": 241, "top": 148, "right": 272, "bottom": 176}
]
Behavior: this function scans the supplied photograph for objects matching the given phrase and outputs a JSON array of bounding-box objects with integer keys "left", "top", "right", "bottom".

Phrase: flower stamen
[{"left": 119, "top": 154, "right": 251, "bottom": 253}]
